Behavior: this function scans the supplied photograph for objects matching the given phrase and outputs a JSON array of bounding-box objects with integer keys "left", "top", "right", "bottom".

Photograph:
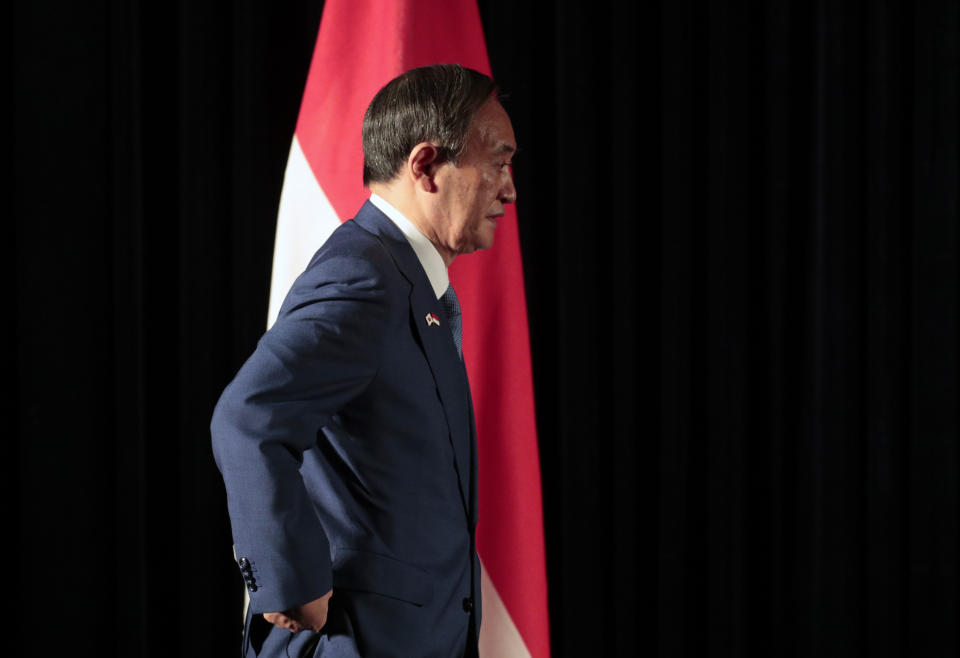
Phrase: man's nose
[{"left": 501, "top": 169, "right": 517, "bottom": 204}]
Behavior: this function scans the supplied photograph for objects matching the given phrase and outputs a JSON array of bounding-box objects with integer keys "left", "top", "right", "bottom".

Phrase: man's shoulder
[
  {"left": 303, "top": 219, "right": 402, "bottom": 284},
  {"left": 276, "top": 219, "right": 408, "bottom": 322},
  {"left": 314, "top": 217, "right": 384, "bottom": 256}
]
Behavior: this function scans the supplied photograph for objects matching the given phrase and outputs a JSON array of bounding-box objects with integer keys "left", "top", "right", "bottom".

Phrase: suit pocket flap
[{"left": 332, "top": 548, "right": 433, "bottom": 606}]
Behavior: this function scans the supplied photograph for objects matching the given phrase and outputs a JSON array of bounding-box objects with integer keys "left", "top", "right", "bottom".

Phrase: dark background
[{"left": 13, "top": 0, "right": 958, "bottom": 656}]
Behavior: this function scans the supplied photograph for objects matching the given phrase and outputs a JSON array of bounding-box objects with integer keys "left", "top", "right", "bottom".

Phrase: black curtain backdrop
[{"left": 13, "top": 1, "right": 958, "bottom": 656}]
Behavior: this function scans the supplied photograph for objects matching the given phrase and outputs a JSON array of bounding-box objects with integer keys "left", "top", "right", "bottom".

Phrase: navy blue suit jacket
[{"left": 212, "top": 202, "right": 480, "bottom": 657}]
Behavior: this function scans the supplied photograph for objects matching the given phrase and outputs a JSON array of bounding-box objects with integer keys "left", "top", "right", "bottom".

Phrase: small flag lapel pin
[{"left": 425, "top": 313, "right": 440, "bottom": 327}]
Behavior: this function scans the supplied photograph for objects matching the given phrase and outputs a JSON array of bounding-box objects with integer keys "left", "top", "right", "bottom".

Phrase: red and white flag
[{"left": 267, "top": 1, "right": 550, "bottom": 656}]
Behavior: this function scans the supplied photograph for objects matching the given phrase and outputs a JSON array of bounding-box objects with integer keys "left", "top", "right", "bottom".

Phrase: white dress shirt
[{"left": 369, "top": 193, "right": 448, "bottom": 300}]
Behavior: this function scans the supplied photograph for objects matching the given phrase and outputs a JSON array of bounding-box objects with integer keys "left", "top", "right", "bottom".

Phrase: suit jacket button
[
  {"left": 462, "top": 597, "right": 473, "bottom": 613},
  {"left": 247, "top": 583, "right": 258, "bottom": 592}
]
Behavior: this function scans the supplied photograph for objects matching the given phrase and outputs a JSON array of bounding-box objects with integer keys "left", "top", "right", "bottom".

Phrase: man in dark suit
[{"left": 211, "top": 64, "right": 517, "bottom": 657}]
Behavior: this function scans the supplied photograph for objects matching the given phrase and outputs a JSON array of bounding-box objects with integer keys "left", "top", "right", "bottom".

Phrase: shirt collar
[{"left": 369, "top": 193, "right": 449, "bottom": 300}]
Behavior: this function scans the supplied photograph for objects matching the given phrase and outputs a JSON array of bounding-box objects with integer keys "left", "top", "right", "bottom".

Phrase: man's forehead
[{"left": 471, "top": 101, "right": 516, "bottom": 151}]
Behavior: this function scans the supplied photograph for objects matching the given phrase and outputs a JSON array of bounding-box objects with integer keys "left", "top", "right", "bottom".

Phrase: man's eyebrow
[{"left": 494, "top": 143, "right": 517, "bottom": 155}]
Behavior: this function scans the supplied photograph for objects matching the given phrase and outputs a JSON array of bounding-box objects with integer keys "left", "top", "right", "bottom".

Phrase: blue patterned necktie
[{"left": 440, "top": 284, "right": 463, "bottom": 359}]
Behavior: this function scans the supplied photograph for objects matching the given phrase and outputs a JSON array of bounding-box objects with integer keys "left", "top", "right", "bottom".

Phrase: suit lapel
[
  {"left": 353, "top": 202, "right": 473, "bottom": 518},
  {"left": 407, "top": 285, "right": 473, "bottom": 517}
]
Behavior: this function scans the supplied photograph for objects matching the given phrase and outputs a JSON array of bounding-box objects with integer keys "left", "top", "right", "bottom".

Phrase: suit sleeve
[{"left": 211, "top": 250, "right": 392, "bottom": 614}]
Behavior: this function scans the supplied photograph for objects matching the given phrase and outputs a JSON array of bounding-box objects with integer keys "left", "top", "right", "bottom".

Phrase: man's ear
[{"left": 408, "top": 142, "right": 440, "bottom": 193}]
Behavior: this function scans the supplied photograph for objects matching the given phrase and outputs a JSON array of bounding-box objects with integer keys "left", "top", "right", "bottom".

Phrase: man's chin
[
  {"left": 473, "top": 237, "right": 495, "bottom": 253},
  {"left": 478, "top": 224, "right": 498, "bottom": 250},
  {"left": 456, "top": 228, "right": 497, "bottom": 256}
]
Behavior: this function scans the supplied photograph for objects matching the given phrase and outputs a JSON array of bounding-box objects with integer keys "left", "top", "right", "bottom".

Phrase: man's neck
[{"left": 368, "top": 183, "right": 455, "bottom": 267}]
